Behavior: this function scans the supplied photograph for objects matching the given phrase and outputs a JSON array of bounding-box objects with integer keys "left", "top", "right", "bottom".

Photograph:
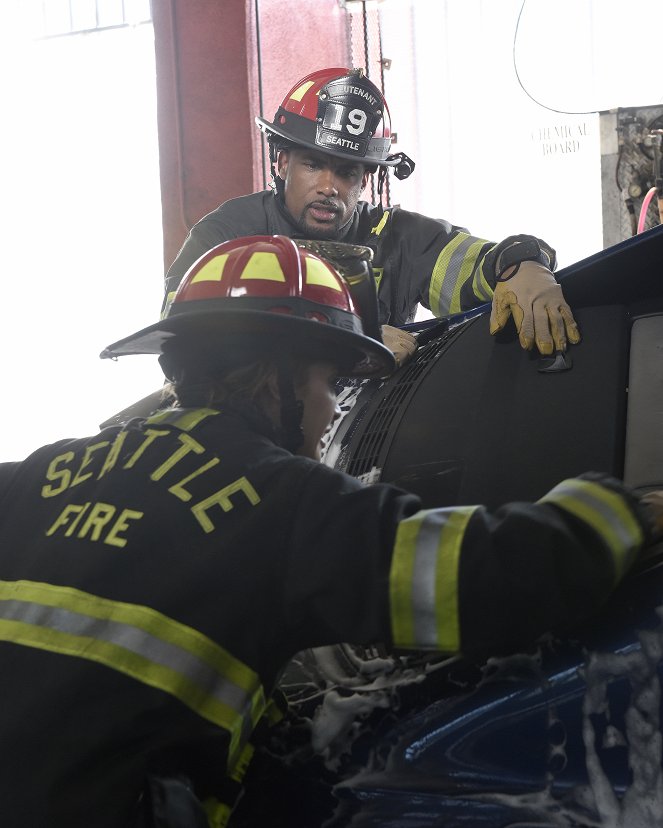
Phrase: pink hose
[{"left": 637, "top": 186, "right": 658, "bottom": 233}]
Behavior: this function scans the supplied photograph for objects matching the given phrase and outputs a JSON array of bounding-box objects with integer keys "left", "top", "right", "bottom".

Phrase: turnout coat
[{"left": 0, "top": 406, "right": 647, "bottom": 826}]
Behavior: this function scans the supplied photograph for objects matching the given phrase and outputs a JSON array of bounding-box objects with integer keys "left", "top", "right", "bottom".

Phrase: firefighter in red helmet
[
  {"left": 254, "top": 66, "right": 414, "bottom": 206},
  {"left": 164, "top": 67, "right": 579, "bottom": 362},
  {"left": 0, "top": 236, "right": 659, "bottom": 826}
]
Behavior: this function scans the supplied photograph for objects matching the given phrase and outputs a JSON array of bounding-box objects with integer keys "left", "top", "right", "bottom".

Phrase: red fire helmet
[{"left": 100, "top": 235, "right": 395, "bottom": 378}]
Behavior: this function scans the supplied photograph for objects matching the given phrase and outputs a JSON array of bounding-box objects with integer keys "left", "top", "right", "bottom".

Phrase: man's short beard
[{"left": 295, "top": 211, "right": 343, "bottom": 240}]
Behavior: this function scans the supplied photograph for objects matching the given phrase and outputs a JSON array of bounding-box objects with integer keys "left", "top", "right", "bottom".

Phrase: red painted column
[
  {"left": 152, "top": 0, "right": 255, "bottom": 271},
  {"left": 153, "top": 0, "right": 350, "bottom": 273}
]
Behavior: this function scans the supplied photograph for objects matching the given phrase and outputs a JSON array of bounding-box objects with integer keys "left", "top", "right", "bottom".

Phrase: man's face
[
  {"left": 277, "top": 148, "right": 370, "bottom": 239},
  {"left": 294, "top": 361, "right": 342, "bottom": 461}
]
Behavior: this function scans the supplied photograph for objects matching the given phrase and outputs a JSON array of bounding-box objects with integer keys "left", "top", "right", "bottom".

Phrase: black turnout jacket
[
  {"left": 163, "top": 191, "right": 555, "bottom": 326},
  {"left": 0, "top": 406, "right": 648, "bottom": 826}
]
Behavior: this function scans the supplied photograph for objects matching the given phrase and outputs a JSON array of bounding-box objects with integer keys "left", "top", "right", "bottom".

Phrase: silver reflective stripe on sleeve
[
  {"left": 429, "top": 233, "right": 491, "bottom": 316},
  {"left": 0, "top": 580, "right": 265, "bottom": 769},
  {"left": 538, "top": 479, "right": 643, "bottom": 582},
  {"left": 390, "top": 506, "right": 478, "bottom": 652}
]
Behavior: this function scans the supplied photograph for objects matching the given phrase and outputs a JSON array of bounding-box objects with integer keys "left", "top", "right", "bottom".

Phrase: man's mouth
[{"left": 307, "top": 202, "right": 340, "bottom": 223}]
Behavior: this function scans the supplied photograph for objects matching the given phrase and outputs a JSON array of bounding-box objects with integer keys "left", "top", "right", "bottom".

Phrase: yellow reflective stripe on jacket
[
  {"left": 0, "top": 580, "right": 265, "bottom": 768},
  {"left": 370, "top": 209, "right": 390, "bottom": 236},
  {"left": 390, "top": 506, "right": 477, "bottom": 651},
  {"left": 471, "top": 255, "right": 494, "bottom": 303},
  {"left": 202, "top": 740, "right": 255, "bottom": 826},
  {"left": 539, "top": 479, "right": 643, "bottom": 583},
  {"left": 146, "top": 408, "right": 220, "bottom": 431},
  {"left": 429, "top": 233, "right": 491, "bottom": 316},
  {"left": 161, "top": 292, "right": 176, "bottom": 318},
  {"left": 203, "top": 798, "right": 232, "bottom": 828}
]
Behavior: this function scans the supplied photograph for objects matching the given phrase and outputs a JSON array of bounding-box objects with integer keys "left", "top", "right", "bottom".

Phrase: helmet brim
[
  {"left": 100, "top": 307, "right": 396, "bottom": 378},
  {"left": 255, "top": 116, "right": 399, "bottom": 168}
]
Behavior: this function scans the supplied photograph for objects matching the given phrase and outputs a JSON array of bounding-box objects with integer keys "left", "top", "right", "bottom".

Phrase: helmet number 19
[
  {"left": 347, "top": 109, "right": 368, "bottom": 135},
  {"left": 324, "top": 104, "right": 368, "bottom": 137}
]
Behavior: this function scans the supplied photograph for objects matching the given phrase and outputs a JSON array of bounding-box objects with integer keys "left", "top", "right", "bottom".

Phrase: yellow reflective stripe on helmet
[
  {"left": 305, "top": 257, "right": 343, "bottom": 290},
  {"left": 539, "top": 479, "right": 644, "bottom": 583},
  {"left": 0, "top": 580, "right": 265, "bottom": 768},
  {"left": 390, "top": 506, "right": 477, "bottom": 651},
  {"left": 146, "top": 408, "right": 219, "bottom": 431},
  {"left": 429, "top": 233, "right": 489, "bottom": 316},
  {"left": 289, "top": 80, "right": 315, "bottom": 102},
  {"left": 191, "top": 254, "right": 229, "bottom": 285},
  {"left": 240, "top": 252, "right": 286, "bottom": 282}
]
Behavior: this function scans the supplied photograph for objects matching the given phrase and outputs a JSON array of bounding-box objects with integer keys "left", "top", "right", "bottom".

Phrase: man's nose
[{"left": 317, "top": 168, "right": 339, "bottom": 196}]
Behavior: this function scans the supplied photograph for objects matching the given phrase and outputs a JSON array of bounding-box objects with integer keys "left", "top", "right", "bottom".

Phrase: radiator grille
[{"left": 344, "top": 322, "right": 468, "bottom": 479}]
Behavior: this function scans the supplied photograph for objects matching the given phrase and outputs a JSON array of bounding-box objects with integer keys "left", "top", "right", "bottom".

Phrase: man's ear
[
  {"left": 276, "top": 149, "right": 290, "bottom": 181},
  {"left": 361, "top": 169, "right": 371, "bottom": 191}
]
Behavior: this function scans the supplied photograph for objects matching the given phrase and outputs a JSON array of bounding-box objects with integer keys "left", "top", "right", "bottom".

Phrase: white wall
[
  {"left": 380, "top": 0, "right": 663, "bottom": 270},
  {"left": 0, "top": 14, "right": 164, "bottom": 461},
  {"left": 2, "top": 1, "right": 662, "bottom": 460}
]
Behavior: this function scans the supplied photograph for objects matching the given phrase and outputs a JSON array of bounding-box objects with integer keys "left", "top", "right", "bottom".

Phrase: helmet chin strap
[
  {"left": 276, "top": 357, "right": 304, "bottom": 453},
  {"left": 376, "top": 152, "right": 416, "bottom": 214}
]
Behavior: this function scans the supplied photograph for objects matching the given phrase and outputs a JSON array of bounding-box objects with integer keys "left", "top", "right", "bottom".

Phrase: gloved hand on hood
[
  {"left": 640, "top": 490, "right": 663, "bottom": 541},
  {"left": 489, "top": 261, "right": 581, "bottom": 355},
  {"left": 381, "top": 324, "right": 417, "bottom": 370}
]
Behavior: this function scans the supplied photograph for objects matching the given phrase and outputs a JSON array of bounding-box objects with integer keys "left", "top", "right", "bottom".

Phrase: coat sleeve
[
  {"left": 283, "top": 465, "right": 651, "bottom": 659},
  {"left": 435, "top": 230, "right": 556, "bottom": 317},
  {"left": 373, "top": 209, "right": 556, "bottom": 321},
  {"left": 392, "top": 474, "right": 650, "bottom": 656}
]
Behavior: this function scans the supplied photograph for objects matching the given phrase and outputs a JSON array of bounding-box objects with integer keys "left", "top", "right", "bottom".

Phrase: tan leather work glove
[
  {"left": 640, "top": 491, "right": 663, "bottom": 537},
  {"left": 381, "top": 324, "right": 417, "bottom": 370},
  {"left": 489, "top": 261, "right": 581, "bottom": 355}
]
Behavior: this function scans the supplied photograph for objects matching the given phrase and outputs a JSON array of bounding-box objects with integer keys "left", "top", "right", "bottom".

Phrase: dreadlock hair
[{"left": 267, "top": 135, "right": 295, "bottom": 198}]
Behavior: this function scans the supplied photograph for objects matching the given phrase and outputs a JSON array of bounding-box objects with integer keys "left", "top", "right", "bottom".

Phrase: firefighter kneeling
[{"left": 0, "top": 235, "right": 660, "bottom": 827}]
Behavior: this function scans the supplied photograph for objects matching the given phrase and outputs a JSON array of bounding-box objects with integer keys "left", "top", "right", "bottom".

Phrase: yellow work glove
[
  {"left": 489, "top": 261, "right": 581, "bottom": 355},
  {"left": 640, "top": 491, "right": 663, "bottom": 538},
  {"left": 381, "top": 324, "right": 417, "bottom": 370}
]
